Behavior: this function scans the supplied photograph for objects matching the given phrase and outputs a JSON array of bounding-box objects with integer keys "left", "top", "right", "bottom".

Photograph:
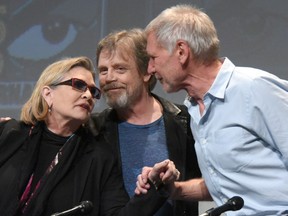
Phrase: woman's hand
[{"left": 0, "top": 117, "right": 11, "bottom": 122}]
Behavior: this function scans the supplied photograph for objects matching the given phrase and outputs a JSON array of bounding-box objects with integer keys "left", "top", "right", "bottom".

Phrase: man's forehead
[
  {"left": 146, "top": 33, "right": 158, "bottom": 51},
  {"left": 98, "top": 51, "right": 137, "bottom": 71},
  {"left": 100, "top": 48, "right": 132, "bottom": 61},
  {"left": 147, "top": 34, "right": 167, "bottom": 56}
]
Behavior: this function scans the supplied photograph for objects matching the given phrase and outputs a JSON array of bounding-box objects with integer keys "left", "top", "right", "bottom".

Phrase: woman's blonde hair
[{"left": 20, "top": 56, "right": 95, "bottom": 125}]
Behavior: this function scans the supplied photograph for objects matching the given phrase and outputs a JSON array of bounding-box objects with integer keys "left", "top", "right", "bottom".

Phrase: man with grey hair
[{"left": 136, "top": 4, "right": 288, "bottom": 216}]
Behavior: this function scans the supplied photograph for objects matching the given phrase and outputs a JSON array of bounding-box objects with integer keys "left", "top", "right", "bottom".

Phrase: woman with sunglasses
[{"left": 0, "top": 56, "right": 176, "bottom": 216}]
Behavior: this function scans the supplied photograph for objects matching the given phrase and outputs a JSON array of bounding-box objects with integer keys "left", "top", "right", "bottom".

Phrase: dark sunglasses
[{"left": 52, "top": 78, "right": 101, "bottom": 99}]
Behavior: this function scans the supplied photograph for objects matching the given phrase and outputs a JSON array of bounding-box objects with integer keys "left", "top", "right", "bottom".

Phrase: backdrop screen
[{"left": 1, "top": 0, "right": 287, "bottom": 118}]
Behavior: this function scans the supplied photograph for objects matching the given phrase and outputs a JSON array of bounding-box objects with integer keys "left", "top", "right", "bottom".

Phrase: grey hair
[{"left": 145, "top": 4, "right": 219, "bottom": 64}]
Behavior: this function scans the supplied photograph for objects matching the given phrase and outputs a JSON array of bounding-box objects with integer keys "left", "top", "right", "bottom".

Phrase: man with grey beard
[{"left": 88, "top": 28, "right": 202, "bottom": 216}]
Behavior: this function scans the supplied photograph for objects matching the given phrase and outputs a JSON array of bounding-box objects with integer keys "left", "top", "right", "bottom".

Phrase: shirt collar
[
  {"left": 184, "top": 57, "right": 235, "bottom": 106},
  {"left": 206, "top": 57, "right": 235, "bottom": 100}
]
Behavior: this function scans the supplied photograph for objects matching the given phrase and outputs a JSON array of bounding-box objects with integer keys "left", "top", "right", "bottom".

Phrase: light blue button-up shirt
[{"left": 184, "top": 58, "right": 288, "bottom": 216}]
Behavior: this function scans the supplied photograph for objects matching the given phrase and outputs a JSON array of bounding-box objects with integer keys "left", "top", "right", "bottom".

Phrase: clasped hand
[{"left": 135, "top": 159, "right": 180, "bottom": 195}]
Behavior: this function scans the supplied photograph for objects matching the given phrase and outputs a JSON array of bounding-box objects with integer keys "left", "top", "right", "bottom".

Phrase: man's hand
[{"left": 135, "top": 159, "right": 180, "bottom": 195}]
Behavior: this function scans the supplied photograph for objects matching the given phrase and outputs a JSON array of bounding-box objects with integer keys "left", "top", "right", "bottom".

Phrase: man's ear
[
  {"left": 42, "top": 86, "right": 53, "bottom": 107},
  {"left": 176, "top": 40, "right": 190, "bottom": 64}
]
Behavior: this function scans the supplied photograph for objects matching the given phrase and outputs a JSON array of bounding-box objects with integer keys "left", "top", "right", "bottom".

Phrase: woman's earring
[{"left": 48, "top": 105, "right": 52, "bottom": 113}]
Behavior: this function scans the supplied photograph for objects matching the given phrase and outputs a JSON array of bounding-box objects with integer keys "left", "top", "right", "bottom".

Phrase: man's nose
[{"left": 147, "top": 60, "right": 155, "bottom": 75}]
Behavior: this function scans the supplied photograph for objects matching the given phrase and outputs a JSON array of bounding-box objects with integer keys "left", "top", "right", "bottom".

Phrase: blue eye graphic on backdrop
[
  {"left": 0, "top": 0, "right": 102, "bottom": 117},
  {"left": 1, "top": 0, "right": 100, "bottom": 79},
  {"left": 8, "top": 20, "right": 77, "bottom": 60}
]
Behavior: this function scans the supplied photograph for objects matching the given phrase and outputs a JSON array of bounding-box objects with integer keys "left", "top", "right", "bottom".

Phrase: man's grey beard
[
  {"left": 104, "top": 83, "right": 143, "bottom": 110},
  {"left": 106, "top": 93, "right": 129, "bottom": 109}
]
